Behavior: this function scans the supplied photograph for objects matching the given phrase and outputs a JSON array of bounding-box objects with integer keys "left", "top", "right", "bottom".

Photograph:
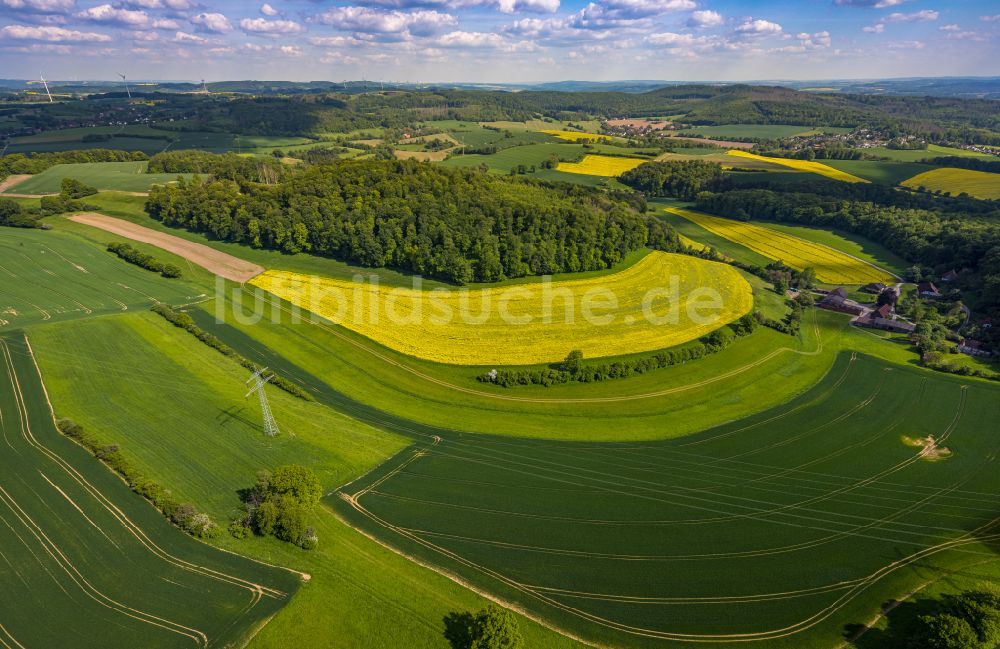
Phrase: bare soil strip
[
  {"left": 0, "top": 175, "right": 32, "bottom": 193},
  {"left": 68, "top": 213, "right": 264, "bottom": 283}
]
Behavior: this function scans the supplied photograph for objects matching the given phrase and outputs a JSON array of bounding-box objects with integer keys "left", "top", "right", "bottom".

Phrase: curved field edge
[
  {"left": 25, "top": 317, "right": 589, "bottom": 649},
  {"left": 331, "top": 353, "right": 1000, "bottom": 649},
  {"left": 0, "top": 332, "right": 302, "bottom": 649},
  {"left": 248, "top": 252, "right": 754, "bottom": 366}
]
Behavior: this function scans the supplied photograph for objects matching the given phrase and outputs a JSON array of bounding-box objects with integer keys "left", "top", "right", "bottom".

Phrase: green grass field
[
  {"left": 820, "top": 160, "right": 934, "bottom": 186},
  {"left": 335, "top": 352, "right": 1000, "bottom": 648},
  {"left": 6, "top": 125, "right": 313, "bottom": 155},
  {"left": 0, "top": 227, "right": 202, "bottom": 331},
  {"left": 865, "top": 144, "right": 996, "bottom": 163},
  {"left": 440, "top": 143, "right": 589, "bottom": 173},
  {"left": 0, "top": 333, "right": 301, "bottom": 648},
  {"left": 5, "top": 161, "right": 192, "bottom": 194}
]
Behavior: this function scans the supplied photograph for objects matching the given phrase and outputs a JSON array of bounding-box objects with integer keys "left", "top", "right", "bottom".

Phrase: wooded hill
[{"left": 145, "top": 159, "right": 677, "bottom": 284}]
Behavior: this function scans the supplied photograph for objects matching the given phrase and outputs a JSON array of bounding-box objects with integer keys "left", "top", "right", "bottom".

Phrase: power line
[{"left": 245, "top": 367, "right": 280, "bottom": 437}]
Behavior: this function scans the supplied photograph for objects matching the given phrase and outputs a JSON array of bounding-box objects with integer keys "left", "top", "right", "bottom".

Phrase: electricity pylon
[{"left": 245, "top": 367, "right": 280, "bottom": 437}]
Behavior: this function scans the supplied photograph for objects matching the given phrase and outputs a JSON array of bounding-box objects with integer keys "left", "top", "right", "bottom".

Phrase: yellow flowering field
[
  {"left": 540, "top": 129, "right": 610, "bottom": 141},
  {"left": 668, "top": 208, "right": 894, "bottom": 285},
  {"left": 901, "top": 167, "right": 1000, "bottom": 200},
  {"left": 726, "top": 150, "right": 870, "bottom": 183},
  {"left": 249, "top": 252, "right": 753, "bottom": 366},
  {"left": 557, "top": 155, "right": 646, "bottom": 177}
]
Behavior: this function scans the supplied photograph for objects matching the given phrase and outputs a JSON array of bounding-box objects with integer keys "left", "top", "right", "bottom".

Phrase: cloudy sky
[{"left": 1, "top": 0, "right": 998, "bottom": 82}]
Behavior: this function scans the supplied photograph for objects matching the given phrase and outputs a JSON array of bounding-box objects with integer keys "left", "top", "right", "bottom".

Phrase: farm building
[
  {"left": 941, "top": 270, "right": 958, "bottom": 282},
  {"left": 957, "top": 339, "right": 992, "bottom": 357},
  {"left": 918, "top": 282, "right": 942, "bottom": 298},
  {"left": 818, "top": 288, "right": 866, "bottom": 316},
  {"left": 855, "top": 311, "right": 916, "bottom": 334},
  {"left": 861, "top": 282, "right": 888, "bottom": 294}
]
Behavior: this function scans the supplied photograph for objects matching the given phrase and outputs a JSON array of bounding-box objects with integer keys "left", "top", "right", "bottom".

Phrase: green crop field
[
  {"left": 440, "top": 143, "right": 589, "bottom": 173},
  {"left": 820, "top": 160, "right": 934, "bottom": 186},
  {"left": 5, "top": 161, "right": 193, "bottom": 194},
  {"left": 334, "top": 353, "right": 1000, "bottom": 648},
  {"left": 0, "top": 227, "right": 201, "bottom": 331},
  {"left": 0, "top": 333, "right": 301, "bottom": 648},
  {"left": 26, "top": 313, "right": 587, "bottom": 649},
  {"left": 5, "top": 125, "right": 313, "bottom": 155}
]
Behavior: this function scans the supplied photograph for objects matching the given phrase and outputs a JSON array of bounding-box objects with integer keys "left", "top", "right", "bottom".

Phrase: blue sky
[{"left": 1, "top": 0, "right": 998, "bottom": 82}]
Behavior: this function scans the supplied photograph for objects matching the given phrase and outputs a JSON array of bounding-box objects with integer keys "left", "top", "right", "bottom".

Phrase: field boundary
[{"left": 69, "top": 212, "right": 265, "bottom": 283}]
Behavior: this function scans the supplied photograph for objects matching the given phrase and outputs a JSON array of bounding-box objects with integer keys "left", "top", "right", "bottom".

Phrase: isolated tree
[
  {"left": 267, "top": 465, "right": 322, "bottom": 506},
  {"left": 470, "top": 605, "right": 522, "bottom": 649},
  {"left": 60, "top": 177, "right": 97, "bottom": 199},
  {"left": 913, "top": 614, "right": 980, "bottom": 649},
  {"left": 560, "top": 350, "right": 584, "bottom": 374}
]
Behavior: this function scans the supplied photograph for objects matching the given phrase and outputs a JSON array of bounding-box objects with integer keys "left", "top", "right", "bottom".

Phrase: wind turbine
[
  {"left": 119, "top": 73, "right": 131, "bottom": 99},
  {"left": 39, "top": 73, "right": 53, "bottom": 103}
]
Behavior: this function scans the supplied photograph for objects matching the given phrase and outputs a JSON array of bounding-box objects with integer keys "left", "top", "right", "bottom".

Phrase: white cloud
[
  {"left": 129, "top": 29, "right": 158, "bottom": 40},
  {"left": 0, "top": 0, "right": 75, "bottom": 12},
  {"left": 981, "top": 14, "right": 1000, "bottom": 23},
  {"left": 497, "top": 0, "right": 559, "bottom": 13},
  {"left": 240, "top": 18, "right": 305, "bottom": 35},
  {"left": 887, "top": 39, "right": 924, "bottom": 48},
  {"left": 0, "top": 23, "right": 111, "bottom": 41},
  {"left": 734, "top": 18, "right": 783, "bottom": 36},
  {"left": 862, "top": 23, "right": 884, "bottom": 33},
  {"left": 118, "top": 0, "right": 194, "bottom": 8},
  {"left": 776, "top": 30, "right": 831, "bottom": 52},
  {"left": 152, "top": 17, "right": 178, "bottom": 29},
  {"left": 833, "top": 0, "right": 910, "bottom": 7},
  {"left": 435, "top": 29, "right": 537, "bottom": 50},
  {"left": 260, "top": 3, "right": 278, "bottom": 16},
  {"left": 191, "top": 12, "right": 232, "bottom": 33},
  {"left": 311, "top": 7, "right": 457, "bottom": 37},
  {"left": 76, "top": 4, "right": 149, "bottom": 27},
  {"left": 279, "top": 44, "right": 302, "bottom": 55},
  {"left": 173, "top": 29, "right": 205, "bottom": 42},
  {"left": 687, "top": 9, "right": 723, "bottom": 28},
  {"left": 884, "top": 9, "right": 938, "bottom": 22},
  {"left": 939, "top": 23, "right": 959, "bottom": 31}
]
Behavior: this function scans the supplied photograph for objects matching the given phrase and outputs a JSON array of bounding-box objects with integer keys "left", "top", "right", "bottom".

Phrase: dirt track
[
  {"left": 0, "top": 175, "right": 32, "bottom": 192},
  {"left": 69, "top": 212, "right": 264, "bottom": 283}
]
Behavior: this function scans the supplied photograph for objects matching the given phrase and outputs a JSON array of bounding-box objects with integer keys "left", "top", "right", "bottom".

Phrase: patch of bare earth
[
  {"left": 902, "top": 435, "right": 952, "bottom": 461},
  {"left": 0, "top": 174, "right": 32, "bottom": 192},
  {"left": 68, "top": 212, "right": 264, "bottom": 283}
]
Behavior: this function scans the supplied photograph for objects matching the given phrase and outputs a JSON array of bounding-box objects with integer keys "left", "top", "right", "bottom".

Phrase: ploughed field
[
  {"left": 0, "top": 334, "right": 300, "bottom": 649},
  {"left": 335, "top": 353, "right": 1000, "bottom": 648},
  {"left": 248, "top": 251, "right": 754, "bottom": 366}
]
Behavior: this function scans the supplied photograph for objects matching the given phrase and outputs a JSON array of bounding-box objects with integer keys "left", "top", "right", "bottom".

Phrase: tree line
[{"left": 145, "top": 159, "right": 680, "bottom": 284}]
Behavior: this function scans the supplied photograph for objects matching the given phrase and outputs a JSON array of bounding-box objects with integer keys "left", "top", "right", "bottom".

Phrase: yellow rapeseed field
[
  {"left": 726, "top": 150, "right": 870, "bottom": 183},
  {"left": 901, "top": 167, "right": 1000, "bottom": 200},
  {"left": 249, "top": 252, "right": 754, "bottom": 366},
  {"left": 540, "top": 130, "right": 610, "bottom": 142},
  {"left": 557, "top": 155, "right": 646, "bottom": 177},
  {"left": 668, "top": 208, "right": 895, "bottom": 285}
]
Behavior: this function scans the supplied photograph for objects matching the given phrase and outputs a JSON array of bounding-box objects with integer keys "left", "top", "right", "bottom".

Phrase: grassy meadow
[{"left": 4, "top": 161, "right": 192, "bottom": 194}]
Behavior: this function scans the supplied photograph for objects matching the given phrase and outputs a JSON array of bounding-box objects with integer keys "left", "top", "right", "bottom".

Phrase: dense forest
[
  {"left": 618, "top": 160, "right": 727, "bottom": 200},
  {"left": 145, "top": 160, "right": 677, "bottom": 283}
]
